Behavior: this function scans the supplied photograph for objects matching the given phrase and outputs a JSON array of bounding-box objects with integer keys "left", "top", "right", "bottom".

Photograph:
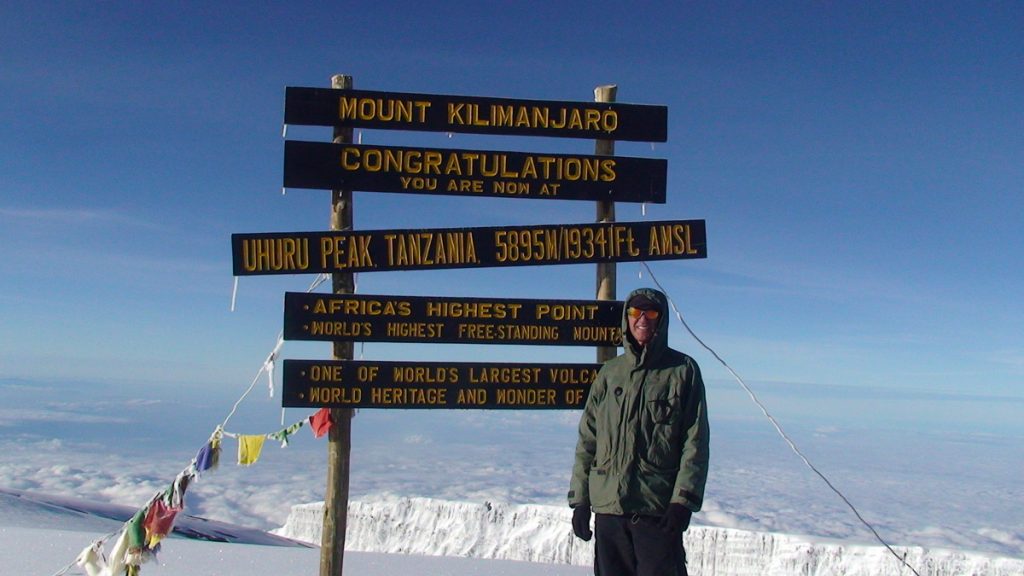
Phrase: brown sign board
[
  {"left": 283, "top": 292, "right": 623, "bottom": 346},
  {"left": 284, "top": 87, "right": 667, "bottom": 142},
  {"left": 282, "top": 359, "right": 600, "bottom": 410},
  {"left": 283, "top": 141, "right": 667, "bottom": 203},
  {"left": 232, "top": 219, "right": 706, "bottom": 276}
]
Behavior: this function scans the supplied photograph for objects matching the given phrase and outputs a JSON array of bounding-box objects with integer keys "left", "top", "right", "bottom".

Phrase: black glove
[
  {"left": 657, "top": 503, "right": 692, "bottom": 533},
  {"left": 571, "top": 505, "right": 593, "bottom": 541}
]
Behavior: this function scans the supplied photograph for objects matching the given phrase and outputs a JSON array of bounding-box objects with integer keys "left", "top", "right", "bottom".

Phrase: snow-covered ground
[
  {"left": 0, "top": 489, "right": 589, "bottom": 576},
  {"left": 3, "top": 525, "right": 590, "bottom": 576}
]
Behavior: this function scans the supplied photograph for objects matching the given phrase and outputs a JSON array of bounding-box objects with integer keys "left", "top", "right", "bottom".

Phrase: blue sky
[
  {"left": 2, "top": 4, "right": 1022, "bottom": 428},
  {"left": 2, "top": 1, "right": 1024, "bottom": 560}
]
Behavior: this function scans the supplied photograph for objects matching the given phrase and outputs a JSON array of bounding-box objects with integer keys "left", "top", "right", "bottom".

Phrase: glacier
[{"left": 275, "top": 496, "right": 1024, "bottom": 576}]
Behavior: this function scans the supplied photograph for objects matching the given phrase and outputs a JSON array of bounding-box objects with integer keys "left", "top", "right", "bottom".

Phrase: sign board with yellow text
[
  {"left": 284, "top": 87, "right": 668, "bottom": 141},
  {"left": 282, "top": 359, "right": 601, "bottom": 410},
  {"left": 283, "top": 141, "right": 667, "bottom": 203},
  {"left": 283, "top": 292, "right": 623, "bottom": 346},
  {"left": 232, "top": 219, "right": 706, "bottom": 276}
]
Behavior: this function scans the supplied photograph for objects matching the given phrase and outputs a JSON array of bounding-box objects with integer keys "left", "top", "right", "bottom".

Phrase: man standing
[{"left": 569, "top": 288, "right": 710, "bottom": 575}]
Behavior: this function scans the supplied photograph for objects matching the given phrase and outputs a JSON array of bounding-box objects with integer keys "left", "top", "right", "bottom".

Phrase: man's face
[{"left": 627, "top": 305, "right": 659, "bottom": 348}]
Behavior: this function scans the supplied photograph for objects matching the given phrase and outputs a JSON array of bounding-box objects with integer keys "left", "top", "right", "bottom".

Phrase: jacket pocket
[
  {"left": 588, "top": 467, "right": 617, "bottom": 508},
  {"left": 636, "top": 459, "right": 676, "bottom": 507},
  {"left": 647, "top": 397, "right": 675, "bottom": 424},
  {"left": 644, "top": 394, "right": 681, "bottom": 467}
]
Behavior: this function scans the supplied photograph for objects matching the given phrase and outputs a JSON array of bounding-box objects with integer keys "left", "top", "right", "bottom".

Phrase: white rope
[
  {"left": 52, "top": 530, "right": 119, "bottom": 576},
  {"left": 264, "top": 336, "right": 285, "bottom": 398},
  {"left": 50, "top": 563, "right": 74, "bottom": 576},
  {"left": 220, "top": 349, "right": 270, "bottom": 430},
  {"left": 640, "top": 262, "right": 922, "bottom": 576},
  {"left": 230, "top": 277, "right": 239, "bottom": 312},
  {"left": 221, "top": 273, "right": 330, "bottom": 429}
]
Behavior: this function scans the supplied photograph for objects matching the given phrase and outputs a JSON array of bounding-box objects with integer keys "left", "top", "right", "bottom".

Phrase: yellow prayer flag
[{"left": 237, "top": 435, "right": 266, "bottom": 466}]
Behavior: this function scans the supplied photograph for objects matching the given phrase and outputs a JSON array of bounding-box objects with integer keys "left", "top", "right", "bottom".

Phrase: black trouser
[{"left": 594, "top": 513, "right": 687, "bottom": 576}]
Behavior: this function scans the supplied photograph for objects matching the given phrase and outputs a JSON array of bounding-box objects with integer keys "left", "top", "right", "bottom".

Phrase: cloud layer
[{"left": 0, "top": 377, "right": 1021, "bottom": 558}]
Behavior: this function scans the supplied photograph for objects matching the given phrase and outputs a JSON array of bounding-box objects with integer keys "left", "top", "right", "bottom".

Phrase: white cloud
[
  {"left": 0, "top": 206, "right": 162, "bottom": 230},
  {"left": 403, "top": 434, "right": 431, "bottom": 444},
  {"left": 0, "top": 408, "right": 133, "bottom": 427},
  {"left": 990, "top": 349, "right": 1024, "bottom": 373},
  {"left": 976, "top": 528, "right": 1024, "bottom": 551}
]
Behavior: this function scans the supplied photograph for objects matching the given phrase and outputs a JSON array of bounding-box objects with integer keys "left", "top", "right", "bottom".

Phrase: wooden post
[
  {"left": 321, "top": 74, "right": 355, "bottom": 576},
  {"left": 594, "top": 85, "right": 618, "bottom": 364}
]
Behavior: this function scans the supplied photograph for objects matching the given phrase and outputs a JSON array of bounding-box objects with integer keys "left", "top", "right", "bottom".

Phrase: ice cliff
[{"left": 275, "top": 497, "right": 1024, "bottom": 575}]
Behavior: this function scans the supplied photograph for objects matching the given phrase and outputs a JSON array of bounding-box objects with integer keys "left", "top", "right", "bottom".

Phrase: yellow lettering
[
  {"left": 308, "top": 364, "right": 343, "bottom": 382},
  {"left": 568, "top": 109, "right": 584, "bottom": 130},
  {"left": 573, "top": 325, "right": 622, "bottom": 344},
  {"left": 371, "top": 387, "right": 448, "bottom": 405},
  {"left": 241, "top": 238, "right": 309, "bottom": 272},
  {"left": 457, "top": 388, "right": 488, "bottom": 405},
  {"left": 447, "top": 102, "right": 465, "bottom": 125},
  {"left": 547, "top": 367, "right": 599, "bottom": 385},
  {"left": 535, "top": 304, "right": 598, "bottom": 321},
  {"left": 308, "top": 321, "right": 371, "bottom": 337},
  {"left": 600, "top": 159, "right": 616, "bottom": 181},
  {"left": 495, "top": 388, "right": 556, "bottom": 406},
  {"left": 469, "top": 367, "right": 542, "bottom": 385},
  {"left": 339, "top": 97, "right": 431, "bottom": 124}
]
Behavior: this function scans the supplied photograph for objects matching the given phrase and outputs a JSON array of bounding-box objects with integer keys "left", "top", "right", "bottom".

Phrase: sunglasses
[{"left": 626, "top": 307, "right": 660, "bottom": 320}]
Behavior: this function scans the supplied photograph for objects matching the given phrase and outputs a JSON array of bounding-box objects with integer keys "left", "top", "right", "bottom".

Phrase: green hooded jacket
[{"left": 568, "top": 287, "right": 710, "bottom": 515}]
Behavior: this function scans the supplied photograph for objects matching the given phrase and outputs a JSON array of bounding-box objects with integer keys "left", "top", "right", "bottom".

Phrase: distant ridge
[{"left": 0, "top": 487, "right": 312, "bottom": 548}]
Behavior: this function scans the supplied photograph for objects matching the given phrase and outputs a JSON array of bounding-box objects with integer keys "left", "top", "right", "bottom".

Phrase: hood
[{"left": 622, "top": 287, "right": 670, "bottom": 366}]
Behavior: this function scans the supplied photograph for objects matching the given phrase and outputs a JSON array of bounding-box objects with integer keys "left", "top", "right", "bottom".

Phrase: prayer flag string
[{"left": 59, "top": 274, "right": 335, "bottom": 576}]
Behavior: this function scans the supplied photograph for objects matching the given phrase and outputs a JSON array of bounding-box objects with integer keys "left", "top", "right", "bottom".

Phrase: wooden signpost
[
  {"left": 593, "top": 84, "right": 619, "bottom": 363},
  {"left": 232, "top": 76, "right": 701, "bottom": 575},
  {"left": 321, "top": 75, "right": 354, "bottom": 576}
]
